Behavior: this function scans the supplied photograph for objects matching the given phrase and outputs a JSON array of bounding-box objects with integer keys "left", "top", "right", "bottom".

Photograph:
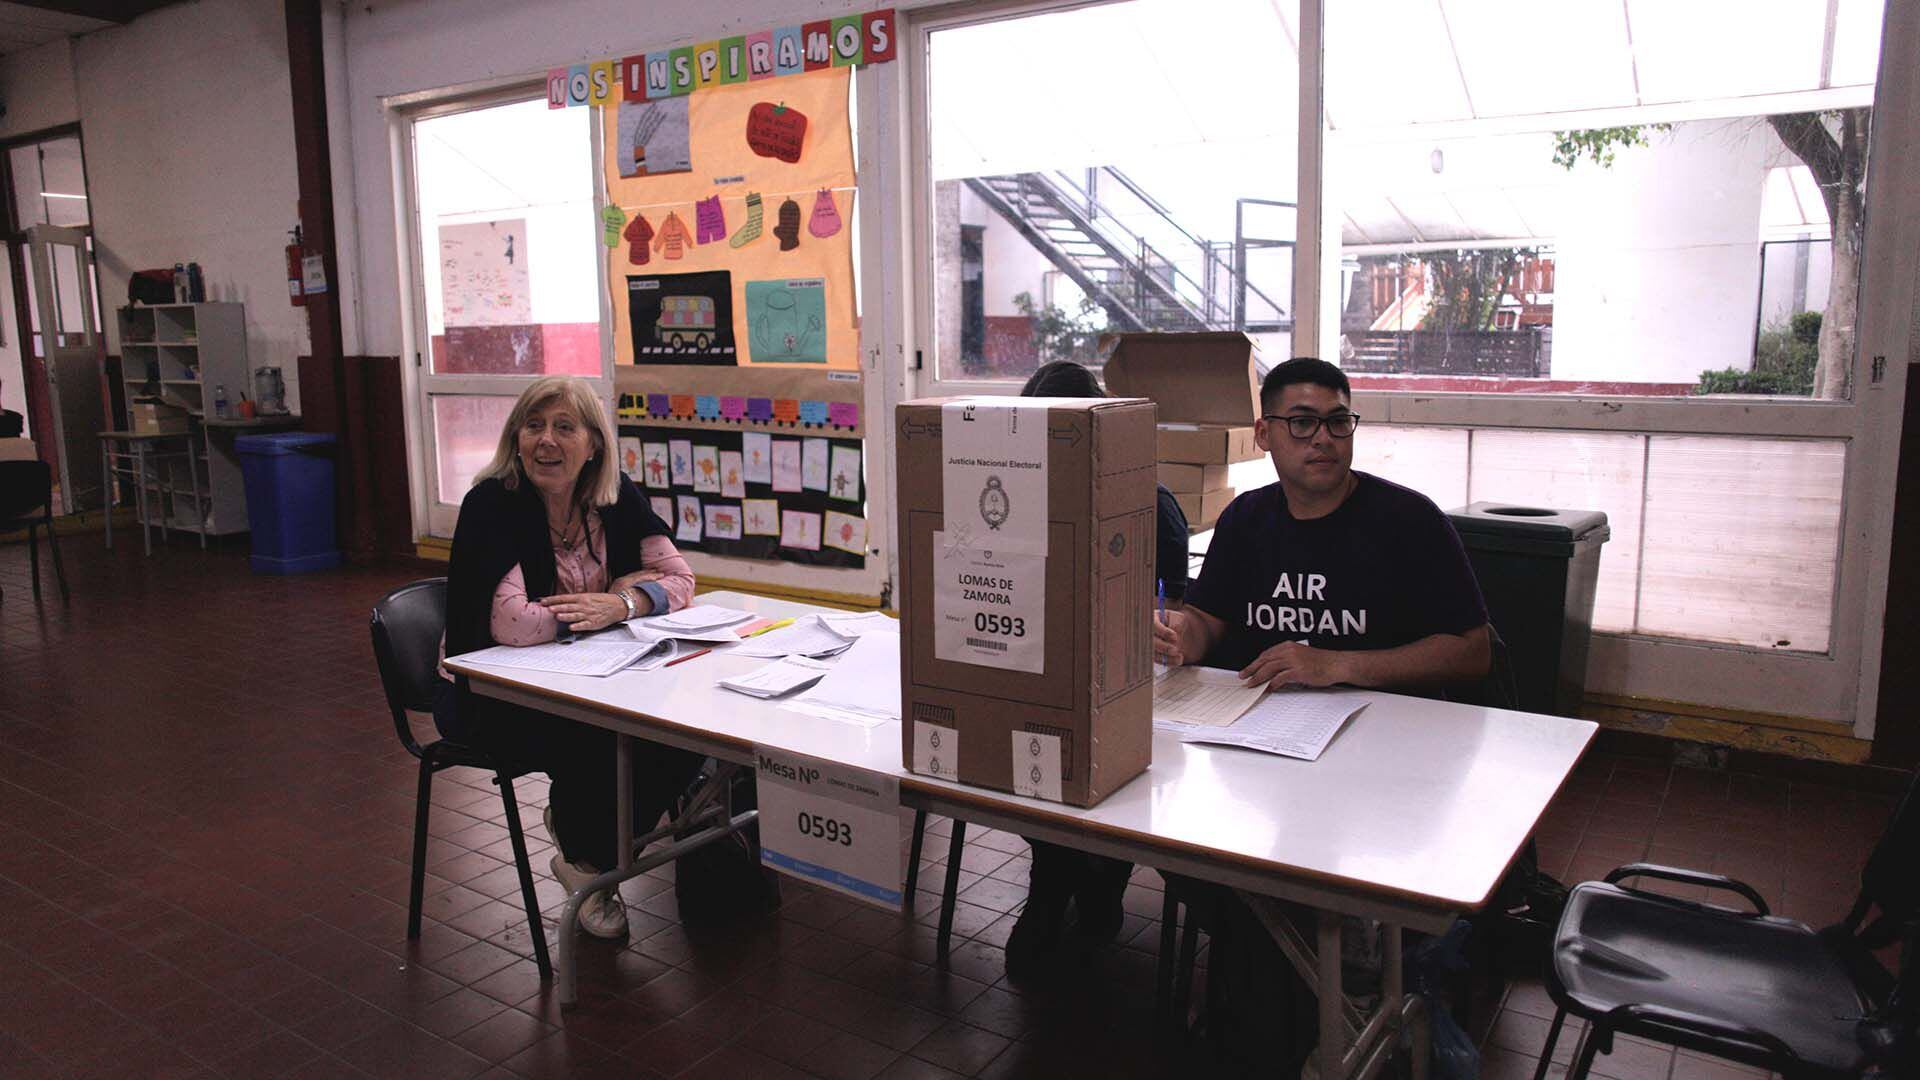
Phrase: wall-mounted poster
[
  {"left": 745, "top": 278, "right": 827, "bottom": 364},
  {"left": 828, "top": 444, "right": 860, "bottom": 501},
  {"left": 615, "top": 97, "right": 692, "bottom": 178},
  {"left": 621, "top": 423, "right": 862, "bottom": 569},
  {"left": 618, "top": 437, "right": 643, "bottom": 481},
  {"left": 643, "top": 442, "right": 670, "bottom": 488},
  {"left": 628, "top": 270, "right": 736, "bottom": 364}
]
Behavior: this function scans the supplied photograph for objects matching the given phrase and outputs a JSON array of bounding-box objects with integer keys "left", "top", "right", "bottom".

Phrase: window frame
[{"left": 902, "top": 0, "right": 1920, "bottom": 732}]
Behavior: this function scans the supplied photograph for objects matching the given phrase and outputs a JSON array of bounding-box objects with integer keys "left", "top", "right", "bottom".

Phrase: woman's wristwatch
[{"left": 618, "top": 588, "right": 638, "bottom": 621}]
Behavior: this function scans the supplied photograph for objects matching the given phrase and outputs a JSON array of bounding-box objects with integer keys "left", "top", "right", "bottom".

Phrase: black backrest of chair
[
  {"left": 1858, "top": 767, "right": 1920, "bottom": 937},
  {"left": 370, "top": 577, "right": 448, "bottom": 758},
  {"left": 0, "top": 459, "right": 53, "bottom": 522}
]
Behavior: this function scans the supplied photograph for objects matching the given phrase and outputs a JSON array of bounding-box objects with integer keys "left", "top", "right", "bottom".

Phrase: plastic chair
[
  {"left": 370, "top": 578, "right": 551, "bottom": 979},
  {"left": 0, "top": 459, "right": 69, "bottom": 604},
  {"left": 1536, "top": 770, "right": 1919, "bottom": 1080}
]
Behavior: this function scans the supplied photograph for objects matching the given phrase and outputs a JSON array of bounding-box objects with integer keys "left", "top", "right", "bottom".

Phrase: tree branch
[{"left": 1768, "top": 112, "right": 1844, "bottom": 223}]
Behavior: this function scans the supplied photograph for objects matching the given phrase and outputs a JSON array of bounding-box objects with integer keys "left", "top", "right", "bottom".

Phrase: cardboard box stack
[
  {"left": 1104, "top": 332, "right": 1263, "bottom": 532},
  {"left": 896, "top": 396, "right": 1157, "bottom": 807}
]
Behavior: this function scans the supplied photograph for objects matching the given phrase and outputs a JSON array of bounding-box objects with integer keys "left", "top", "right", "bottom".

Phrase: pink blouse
[{"left": 438, "top": 525, "right": 696, "bottom": 677}]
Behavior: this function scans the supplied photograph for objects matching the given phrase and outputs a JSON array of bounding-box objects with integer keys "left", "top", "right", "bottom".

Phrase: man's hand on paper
[
  {"left": 1153, "top": 609, "right": 1200, "bottom": 666},
  {"left": 1239, "top": 641, "right": 1348, "bottom": 691}
]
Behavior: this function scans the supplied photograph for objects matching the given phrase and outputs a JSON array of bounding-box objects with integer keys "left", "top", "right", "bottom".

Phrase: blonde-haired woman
[{"left": 436, "top": 375, "right": 700, "bottom": 939}]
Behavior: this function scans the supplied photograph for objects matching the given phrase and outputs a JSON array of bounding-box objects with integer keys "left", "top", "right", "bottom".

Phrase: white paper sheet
[
  {"left": 742, "top": 432, "right": 773, "bottom": 484},
  {"left": 792, "top": 633, "right": 900, "bottom": 721},
  {"left": 801, "top": 437, "right": 830, "bottom": 491},
  {"left": 1153, "top": 666, "right": 1268, "bottom": 727},
  {"left": 818, "top": 611, "right": 899, "bottom": 637},
  {"left": 642, "top": 604, "right": 756, "bottom": 632},
  {"left": 743, "top": 499, "right": 781, "bottom": 536},
  {"left": 719, "top": 656, "right": 832, "bottom": 698},
  {"left": 1179, "top": 691, "right": 1369, "bottom": 760},
  {"left": 458, "top": 640, "right": 659, "bottom": 677},
  {"left": 729, "top": 616, "right": 857, "bottom": 658}
]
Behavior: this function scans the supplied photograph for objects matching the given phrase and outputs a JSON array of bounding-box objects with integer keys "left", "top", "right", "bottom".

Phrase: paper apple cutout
[{"left": 746, "top": 102, "right": 807, "bottom": 164}]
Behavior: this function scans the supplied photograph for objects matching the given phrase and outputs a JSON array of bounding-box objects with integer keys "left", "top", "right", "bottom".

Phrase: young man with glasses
[{"left": 1154, "top": 357, "right": 1491, "bottom": 692}]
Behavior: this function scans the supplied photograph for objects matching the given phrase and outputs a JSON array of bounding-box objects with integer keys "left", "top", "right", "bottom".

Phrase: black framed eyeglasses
[{"left": 1262, "top": 413, "right": 1362, "bottom": 439}]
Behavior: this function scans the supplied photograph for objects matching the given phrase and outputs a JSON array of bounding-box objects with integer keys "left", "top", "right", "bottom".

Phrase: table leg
[
  {"left": 100, "top": 449, "right": 112, "bottom": 550},
  {"left": 935, "top": 820, "right": 967, "bottom": 964},
  {"left": 1317, "top": 909, "right": 1346, "bottom": 1080},
  {"left": 617, "top": 734, "right": 634, "bottom": 872},
  {"left": 186, "top": 440, "right": 206, "bottom": 548},
  {"left": 133, "top": 444, "right": 151, "bottom": 556}
]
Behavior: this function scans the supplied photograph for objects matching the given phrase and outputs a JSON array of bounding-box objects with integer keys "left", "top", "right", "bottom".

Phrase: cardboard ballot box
[
  {"left": 895, "top": 396, "right": 1157, "bottom": 808},
  {"left": 1104, "top": 332, "right": 1263, "bottom": 466}
]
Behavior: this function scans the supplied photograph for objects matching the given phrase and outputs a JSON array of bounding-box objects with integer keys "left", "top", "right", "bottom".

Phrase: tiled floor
[{"left": 0, "top": 536, "right": 1893, "bottom": 1079}]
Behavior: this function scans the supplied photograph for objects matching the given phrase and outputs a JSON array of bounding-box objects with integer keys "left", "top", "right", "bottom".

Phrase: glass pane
[
  {"left": 38, "top": 138, "right": 88, "bottom": 227},
  {"left": 1468, "top": 430, "right": 1645, "bottom": 633},
  {"left": 52, "top": 242, "right": 87, "bottom": 340},
  {"left": 1327, "top": 0, "right": 1882, "bottom": 401},
  {"left": 927, "top": 0, "right": 1297, "bottom": 382},
  {"left": 1638, "top": 436, "right": 1843, "bottom": 651},
  {"left": 10, "top": 145, "right": 44, "bottom": 230},
  {"left": 414, "top": 99, "right": 600, "bottom": 376},
  {"left": 432, "top": 395, "right": 518, "bottom": 503},
  {"left": 1350, "top": 425, "right": 1469, "bottom": 509}
]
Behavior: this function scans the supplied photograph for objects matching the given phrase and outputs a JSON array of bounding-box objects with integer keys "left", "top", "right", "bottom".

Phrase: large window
[
  {"left": 922, "top": 0, "right": 1297, "bottom": 386},
  {"left": 911, "top": 0, "right": 1910, "bottom": 728},
  {"left": 1323, "top": 0, "right": 1882, "bottom": 402}
]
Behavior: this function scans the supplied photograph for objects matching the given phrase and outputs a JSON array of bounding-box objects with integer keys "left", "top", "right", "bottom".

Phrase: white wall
[
  {"left": 0, "top": 39, "right": 79, "bottom": 142},
  {"left": 72, "top": 0, "right": 306, "bottom": 414}
]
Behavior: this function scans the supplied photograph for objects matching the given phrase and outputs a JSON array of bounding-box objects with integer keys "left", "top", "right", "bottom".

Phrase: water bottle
[
  {"left": 186, "top": 262, "right": 205, "bottom": 303},
  {"left": 173, "top": 263, "right": 188, "bottom": 303},
  {"left": 213, "top": 383, "right": 229, "bottom": 419}
]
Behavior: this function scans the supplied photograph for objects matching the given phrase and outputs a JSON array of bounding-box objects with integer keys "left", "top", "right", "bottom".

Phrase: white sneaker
[{"left": 549, "top": 852, "right": 629, "bottom": 940}]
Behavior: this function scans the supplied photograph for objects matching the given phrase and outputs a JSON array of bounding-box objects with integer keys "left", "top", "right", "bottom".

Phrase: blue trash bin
[{"left": 235, "top": 432, "right": 341, "bottom": 574}]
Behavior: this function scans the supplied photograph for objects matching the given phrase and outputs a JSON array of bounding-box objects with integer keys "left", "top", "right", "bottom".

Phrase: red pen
[{"left": 664, "top": 647, "right": 712, "bottom": 668}]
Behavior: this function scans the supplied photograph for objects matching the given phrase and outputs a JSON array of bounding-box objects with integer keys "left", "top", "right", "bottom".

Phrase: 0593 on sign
[
  {"left": 796, "top": 811, "right": 853, "bottom": 846},
  {"left": 754, "top": 745, "right": 904, "bottom": 909}
]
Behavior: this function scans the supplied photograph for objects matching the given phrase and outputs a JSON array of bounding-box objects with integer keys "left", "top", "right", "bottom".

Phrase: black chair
[
  {"left": 1536, "top": 770, "right": 1920, "bottom": 1080},
  {"left": 0, "top": 459, "right": 69, "bottom": 604},
  {"left": 370, "top": 578, "right": 551, "bottom": 980}
]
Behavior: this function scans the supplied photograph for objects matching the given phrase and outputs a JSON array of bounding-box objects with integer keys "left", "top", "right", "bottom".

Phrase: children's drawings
[
  {"left": 801, "top": 438, "right": 830, "bottom": 491},
  {"left": 675, "top": 495, "right": 703, "bottom": 543},
  {"left": 692, "top": 445, "right": 720, "bottom": 493},
  {"left": 771, "top": 439, "right": 802, "bottom": 492},
  {"left": 720, "top": 450, "right": 746, "bottom": 498},
  {"left": 643, "top": 443, "right": 670, "bottom": 488},
  {"left": 828, "top": 444, "right": 860, "bottom": 501},
  {"left": 744, "top": 498, "right": 781, "bottom": 536},
  {"left": 780, "top": 509, "right": 821, "bottom": 551},
  {"left": 742, "top": 432, "right": 772, "bottom": 484},
  {"left": 824, "top": 511, "right": 865, "bottom": 554},
  {"left": 669, "top": 439, "right": 694, "bottom": 486}
]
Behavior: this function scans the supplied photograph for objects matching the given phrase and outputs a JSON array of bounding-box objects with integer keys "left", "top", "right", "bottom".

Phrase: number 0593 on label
[{"left": 754, "top": 745, "right": 906, "bottom": 909}]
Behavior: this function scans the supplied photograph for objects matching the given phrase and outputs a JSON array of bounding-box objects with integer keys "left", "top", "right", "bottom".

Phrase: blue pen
[{"left": 1156, "top": 578, "right": 1166, "bottom": 626}]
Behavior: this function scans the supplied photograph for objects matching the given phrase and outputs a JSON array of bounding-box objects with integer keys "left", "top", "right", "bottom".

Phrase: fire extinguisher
[{"left": 286, "top": 225, "right": 305, "bottom": 307}]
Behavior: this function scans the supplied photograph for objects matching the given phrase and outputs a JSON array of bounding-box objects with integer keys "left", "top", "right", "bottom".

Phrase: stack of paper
[
  {"left": 782, "top": 633, "right": 901, "bottom": 727},
  {"left": 731, "top": 617, "right": 858, "bottom": 659},
  {"left": 458, "top": 639, "right": 662, "bottom": 678},
  {"left": 719, "top": 656, "right": 832, "bottom": 698},
  {"left": 625, "top": 621, "right": 742, "bottom": 647},
  {"left": 1179, "top": 690, "right": 1368, "bottom": 760},
  {"left": 817, "top": 611, "right": 899, "bottom": 638},
  {"left": 636, "top": 604, "right": 757, "bottom": 633},
  {"left": 1152, "top": 666, "right": 1267, "bottom": 728}
]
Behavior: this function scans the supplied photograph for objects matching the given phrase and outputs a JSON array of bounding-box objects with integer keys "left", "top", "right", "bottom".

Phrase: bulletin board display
[
  {"left": 617, "top": 424, "right": 866, "bottom": 570},
  {"left": 603, "top": 68, "right": 857, "bottom": 372},
  {"left": 614, "top": 364, "right": 864, "bottom": 439}
]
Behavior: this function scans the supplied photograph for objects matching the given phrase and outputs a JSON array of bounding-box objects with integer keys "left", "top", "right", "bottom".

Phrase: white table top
[{"left": 448, "top": 591, "right": 1595, "bottom": 918}]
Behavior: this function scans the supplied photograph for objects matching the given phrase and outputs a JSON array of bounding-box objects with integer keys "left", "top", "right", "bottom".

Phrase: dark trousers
[
  {"left": 1026, "top": 838, "right": 1133, "bottom": 899},
  {"left": 435, "top": 679, "right": 703, "bottom": 871}
]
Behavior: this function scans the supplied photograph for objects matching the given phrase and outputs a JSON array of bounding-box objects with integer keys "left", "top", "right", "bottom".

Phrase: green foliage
[
  {"left": 1551, "top": 124, "right": 1673, "bottom": 170},
  {"left": 1696, "top": 311, "right": 1820, "bottom": 396},
  {"left": 1419, "top": 248, "right": 1536, "bottom": 332},
  {"left": 1013, "top": 291, "right": 1105, "bottom": 363}
]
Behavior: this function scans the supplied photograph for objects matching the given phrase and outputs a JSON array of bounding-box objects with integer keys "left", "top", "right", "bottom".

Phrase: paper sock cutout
[
  {"left": 623, "top": 212, "right": 654, "bottom": 265},
  {"left": 653, "top": 211, "right": 690, "bottom": 260},
  {"left": 729, "top": 192, "right": 764, "bottom": 248},
  {"left": 808, "top": 188, "right": 842, "bottom": 238},
  {"left": 773, "top": 197, "right": 802, "bottom": 251},
  {"left": 694, "top": 195, "right": 726, "bottom": 244},
  {"left": 600, "top": 203, "right": 625, "bottom": 248}
]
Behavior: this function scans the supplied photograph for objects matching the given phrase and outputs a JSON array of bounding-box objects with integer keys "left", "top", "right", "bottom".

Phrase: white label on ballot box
[
  {"left": 913, "top": 721, "right": 958, "bottom": 778},
  {"left": 931, "top": 531, "right": 1046, "bottom": 674},
  {"left": 755, "top": 746, "right": 905, "bottom": 909},
  {"left": 1010, "top": 731, "right": 1063, "bottom": 802},
  {"left": 939, "top": 398, "right": 1050, "bottom": 557}
]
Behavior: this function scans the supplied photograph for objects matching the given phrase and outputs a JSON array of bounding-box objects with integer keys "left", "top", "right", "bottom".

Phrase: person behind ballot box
[
  {"left": 1003, "top": 360, "right": 1191, "bottom": 975},
  {"left": 1153, "top": 355, "right": 1491, "bottom": 695},
  {"left": 434, "top": 375, "right": 704, "bottom": 940}
]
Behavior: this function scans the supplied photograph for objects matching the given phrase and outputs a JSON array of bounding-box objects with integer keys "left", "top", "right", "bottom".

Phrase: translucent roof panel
[
  {"left": 1831, "top": 0, "right": 1887, "bottom": 85},
  {"left": 1626, "top": 0, "right": 1828, "bottom": 104},
  {"left": 1441, "top": 0, "right": 1638, "bottom": 117},
  {"left": 1322, "top": 0, "right": 1472, "bottom": 128}
]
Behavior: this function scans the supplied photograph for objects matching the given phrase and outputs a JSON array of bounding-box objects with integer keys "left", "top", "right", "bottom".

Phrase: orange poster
[{"left": 605, "top": 68, "right": 857, "bottom": 370}]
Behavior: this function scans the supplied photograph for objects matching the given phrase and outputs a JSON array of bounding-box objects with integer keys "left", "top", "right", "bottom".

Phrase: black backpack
[{"left": 673, "top": 763, "right": 781, "bottom": 927}]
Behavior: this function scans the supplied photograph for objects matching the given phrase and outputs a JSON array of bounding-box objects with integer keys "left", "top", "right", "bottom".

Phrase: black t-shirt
[
  {"left": 1185, "top": 472, "right": 1487, "bottom": 672},
  {"left": 1156, "top": 484, "right": 1190, "bottom": 602}
]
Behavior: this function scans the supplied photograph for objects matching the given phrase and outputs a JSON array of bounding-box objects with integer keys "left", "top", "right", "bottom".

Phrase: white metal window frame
[
  {"left": 388, "top": 78, "right": 616, "bottom": 539},
  {"left": 386, "top": 69, "right": 902, "bottom": 603},
  {"left": 901, "top": 0, "right": 1920, "bottom": 733}
]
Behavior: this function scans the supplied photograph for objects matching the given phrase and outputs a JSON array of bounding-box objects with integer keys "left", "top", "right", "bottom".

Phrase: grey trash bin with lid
[{"left": 1447, "top": 503, "right": 1609, "bottom": 718}]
